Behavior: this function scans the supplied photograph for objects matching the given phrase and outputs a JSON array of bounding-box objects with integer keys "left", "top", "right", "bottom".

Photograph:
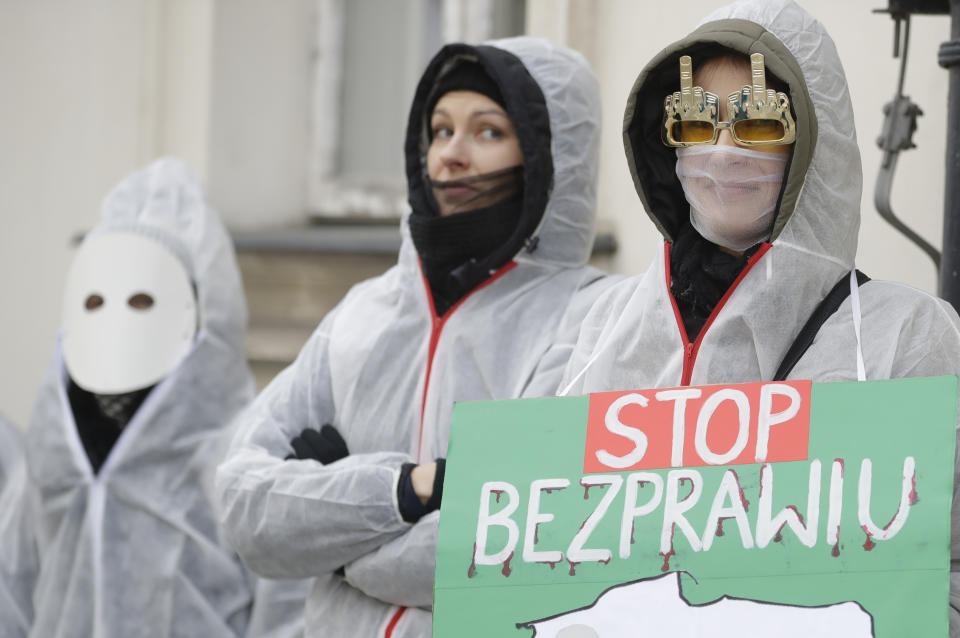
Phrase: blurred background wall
[{"left": 0, "top": 0, "right": 950, "bottom": 427}]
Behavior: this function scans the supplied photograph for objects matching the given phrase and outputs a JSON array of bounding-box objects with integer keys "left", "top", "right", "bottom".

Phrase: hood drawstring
[{"left": 850, "top": 269, "right": 866, "bottom": 381}]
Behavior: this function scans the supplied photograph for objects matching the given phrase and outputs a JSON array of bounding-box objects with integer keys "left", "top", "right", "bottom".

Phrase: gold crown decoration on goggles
[{"left": 662, "top": 53, "right": 796, "bottom": 147}]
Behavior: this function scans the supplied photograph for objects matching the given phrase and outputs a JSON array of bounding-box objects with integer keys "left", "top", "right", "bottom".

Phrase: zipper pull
[{"left": 524, "top": 235, "right": 540, "bottom": 253}]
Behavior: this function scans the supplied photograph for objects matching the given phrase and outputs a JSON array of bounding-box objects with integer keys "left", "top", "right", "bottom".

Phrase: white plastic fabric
[
  {"left": 215, "top": 37, "right": 615, "bottom": 638},
  {"left": 61, "top": 231, "right": 198, "bottom": 395},
  {"left": 676, "top": 146, "right": 787, "bottom": 252},
  {"left": 25, "top": 158, "right": 265, "bottom": 638},
  {"left": 0, "top": 414, "right": 38, "bottom": 638},
  {"left": 560, "top": 1, "right": 960, "bottom": 629}
]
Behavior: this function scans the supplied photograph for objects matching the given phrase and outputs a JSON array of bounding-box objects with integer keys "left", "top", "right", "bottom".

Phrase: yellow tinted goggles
[{"left": 662, "top": 53, "right": 796, "bottom": 148}]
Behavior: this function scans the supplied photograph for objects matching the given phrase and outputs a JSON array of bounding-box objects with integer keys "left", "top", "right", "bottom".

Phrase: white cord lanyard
[{"left": 850, "top": 269, "right": 866, "bottom": 381}]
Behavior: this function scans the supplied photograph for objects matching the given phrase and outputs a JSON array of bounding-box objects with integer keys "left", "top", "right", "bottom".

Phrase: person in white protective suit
[
  {"left": 0, "top": 412, "right": 38, "bottom": 637},
  {"left": 216, "top": 37, "right": 614, "bottom": 637},
  {"left": 558, "top": 0, "right": 960, "bottom": 631},
  {"left": 24, "top": 157, "right": 307, "bottom": 638}
]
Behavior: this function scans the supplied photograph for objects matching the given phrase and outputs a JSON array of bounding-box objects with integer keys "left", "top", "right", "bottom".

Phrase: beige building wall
[{"left": 528, "top": 0, "right": 949, "bottom": 291}]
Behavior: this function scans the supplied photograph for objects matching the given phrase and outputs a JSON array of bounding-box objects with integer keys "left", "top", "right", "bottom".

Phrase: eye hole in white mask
[
  {"left": 84, "top": 294, "right": 105, "bottom": 311},
  {"left": 127, "top": 293, "right": 154, "bottom": 310},
  {"left": 675, "top": 145, "right": 788, "bottom": 252}
]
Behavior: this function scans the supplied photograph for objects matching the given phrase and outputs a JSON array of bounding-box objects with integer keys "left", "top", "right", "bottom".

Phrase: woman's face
[
  {"left": 674, "top": 55, "right": 794, "bottom": 253},
  {"left": 427, "top": 90, "right": 524, "bottom": 216}
]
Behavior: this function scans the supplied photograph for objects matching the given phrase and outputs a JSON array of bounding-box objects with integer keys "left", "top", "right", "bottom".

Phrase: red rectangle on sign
[{"left": 583, "top": 380, "right": 811, "bottom": 473}]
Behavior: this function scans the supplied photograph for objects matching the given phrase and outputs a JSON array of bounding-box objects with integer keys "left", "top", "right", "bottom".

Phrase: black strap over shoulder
[{"left": 773, "top": 270, "right": 870, "bottom": 381}]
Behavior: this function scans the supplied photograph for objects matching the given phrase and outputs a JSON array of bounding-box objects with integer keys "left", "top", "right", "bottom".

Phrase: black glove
[
  {"left": 285, "top": 424, "right": 349, "bottom": 464},
  {"left": 396, "top": 458, "right": 446, "bottom": 523}
]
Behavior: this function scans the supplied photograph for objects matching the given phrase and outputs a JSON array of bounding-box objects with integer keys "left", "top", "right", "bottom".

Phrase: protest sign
[{"left": 434, "top": 377, "right": 957, "bottom": 637}]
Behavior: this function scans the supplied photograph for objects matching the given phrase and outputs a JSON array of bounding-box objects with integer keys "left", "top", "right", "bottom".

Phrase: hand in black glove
[
  {"left": 285, "top": 424, "right": 349, "bottom": 464},
  {"left": 397, "top": 458, "right": 446, "bottom": 523}
]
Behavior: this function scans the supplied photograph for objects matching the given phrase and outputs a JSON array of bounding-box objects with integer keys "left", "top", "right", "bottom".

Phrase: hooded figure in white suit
[
  {"left": 216, "top": 37, "right": 615, "bottom": 637},
  {"left": 24, "top": 158, "right": 274, "bottom": 638},
  {"left": 558, "top": 0, "right": 960, "bottom": 632}
]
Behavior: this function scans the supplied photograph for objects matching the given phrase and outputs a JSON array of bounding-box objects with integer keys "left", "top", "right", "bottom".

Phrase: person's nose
[
  {"left": 439, "top": 133, "right": 470, "bottom": 172},
  {"left": 716, "top": 127, "right": 737, "bottom": 148}
]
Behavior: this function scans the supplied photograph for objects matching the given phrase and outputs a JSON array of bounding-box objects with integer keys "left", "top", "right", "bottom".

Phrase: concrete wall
[{"left": 207, "top": 0, "right": 314, "bottom": 229}]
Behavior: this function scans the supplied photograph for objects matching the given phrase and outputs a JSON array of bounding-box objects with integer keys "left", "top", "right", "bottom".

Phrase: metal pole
[{"left": 938, "top": 0, "right": 960, "bottom": 307}]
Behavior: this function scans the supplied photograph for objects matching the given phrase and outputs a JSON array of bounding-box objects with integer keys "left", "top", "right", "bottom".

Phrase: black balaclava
[
  {"left": 670, "top": 221, "right": 763, "bottom": 341},
  {"left": 423, "top": 60, "right": 505, "bottom": 127},
  {"left": 405, "top": 45, "right": 553, "bottom": 317},
  {"left": 410, "top": 60, "right": 523, "bottom": 315},
  {"left": 68, "top": 378, "right": 153, "bottom": 474}
]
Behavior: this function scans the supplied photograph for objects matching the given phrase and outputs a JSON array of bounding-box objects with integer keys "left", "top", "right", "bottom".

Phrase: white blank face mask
[
  {"left": 62, "top": 232, "right": 198, "bottom": 395},
  {"left": 675, "top": 145, "right": 788, "bottom": 252}
]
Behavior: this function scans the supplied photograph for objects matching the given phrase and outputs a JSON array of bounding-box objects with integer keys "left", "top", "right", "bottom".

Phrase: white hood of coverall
[
  {"left": 216, "top": 36, "right": 612, "bottom": 638},
  {"left": 25, "top": 158, "right": 258, "bottom": 638}
]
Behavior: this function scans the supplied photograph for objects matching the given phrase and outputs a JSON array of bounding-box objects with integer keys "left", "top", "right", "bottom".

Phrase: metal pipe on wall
[{"left": 939, "top": 0, "right": 960, "bottom": 308}]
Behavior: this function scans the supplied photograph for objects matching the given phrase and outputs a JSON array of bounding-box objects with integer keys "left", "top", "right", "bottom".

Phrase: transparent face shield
[
  {"left": 662, "top": 53, "right": 796, "bottom": 148},
  {"left": 676, "top": 145, "right": 788, "bottom": 251}
]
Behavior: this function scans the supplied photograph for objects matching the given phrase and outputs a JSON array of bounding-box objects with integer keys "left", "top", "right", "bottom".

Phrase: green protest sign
[{"left": 434, "top": 377, "right": 957, "bottom": 637}]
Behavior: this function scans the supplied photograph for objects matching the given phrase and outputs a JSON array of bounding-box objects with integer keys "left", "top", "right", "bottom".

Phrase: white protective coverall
[
  {"left": 216, "top": 37, "right": 613, "bottom": 637},
  {"left": 558, "top": 0, "right": 960, "bottom": 631},
  {"left": 0, "top": 413, "right": 38, "bottom": 637},
  {"left": 24, "top": 158, "right": 305, "bottom": 638}
]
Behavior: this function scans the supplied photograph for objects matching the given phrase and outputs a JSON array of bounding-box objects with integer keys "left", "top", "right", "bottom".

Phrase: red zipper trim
[
  {"left": 384, "top": 607, "right": 406, "bottom": 637},
  {"left": 384, "top": 261, "right": 518, "bottom": 637},
  {"left": 416, "top": 260, "right": 518, "bottom": 462},
  {"left": 665, "top": 240, "right": 772, "bottom": 386}
]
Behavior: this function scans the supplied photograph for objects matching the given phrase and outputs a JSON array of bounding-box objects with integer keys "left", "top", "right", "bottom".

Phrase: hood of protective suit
[
  {"left": 0, "top": 414, "right": 22, "bottom": 490},
  {"left": 624, "top": 0, "right": 859, "bottom": 264},
  {"left": 404, "top": 37, "right": 601, "bottom": 273},
  {"left": 26, "top": 158, "right": 256, "bottom": 638},
  {"left": 216, "top": 38, "right": 615, "bottom": 638},
  {"left": 86, "top": 157, "right": 248, "bottom": 349}
]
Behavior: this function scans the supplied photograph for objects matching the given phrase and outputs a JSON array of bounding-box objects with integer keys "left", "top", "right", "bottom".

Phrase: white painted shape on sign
[{"left": 520, "top": 572, "right": 874, "bottom": 637}]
